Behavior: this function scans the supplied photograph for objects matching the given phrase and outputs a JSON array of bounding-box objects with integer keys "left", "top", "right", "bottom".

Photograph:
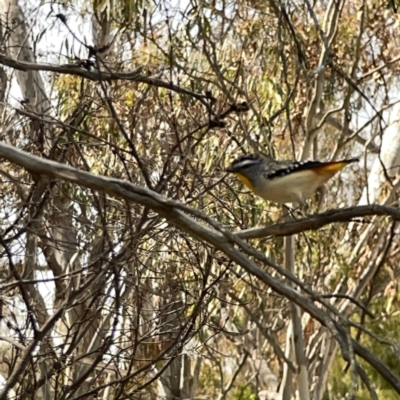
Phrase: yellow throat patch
[{"left": 234, "top": 172, "right": 255, "bottom": 191}]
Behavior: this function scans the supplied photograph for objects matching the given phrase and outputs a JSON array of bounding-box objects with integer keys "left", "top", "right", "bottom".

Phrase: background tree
[{"left": 1, "top": 0, "right": 400, "bottom": 399}]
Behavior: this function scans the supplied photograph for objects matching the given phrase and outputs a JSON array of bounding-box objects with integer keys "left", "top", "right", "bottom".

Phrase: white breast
[{"left": 254, "top": 170, "right": 329, "bottom": 204}]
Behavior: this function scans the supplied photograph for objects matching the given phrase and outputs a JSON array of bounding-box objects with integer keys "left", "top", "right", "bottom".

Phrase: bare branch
[
  {"left": 0, "top": 53, "right": 210, "bottom": 105},
  {"left": 237, "top": 205, "right": 400, "bottom": 239}
]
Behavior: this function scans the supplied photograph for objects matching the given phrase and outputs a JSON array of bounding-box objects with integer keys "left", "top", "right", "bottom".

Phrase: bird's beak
[{"left": 225, "top": 165, "right": 236, "bottom": 173}]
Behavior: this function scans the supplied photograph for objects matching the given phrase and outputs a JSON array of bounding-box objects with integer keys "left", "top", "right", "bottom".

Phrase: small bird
[{"left": 226, "top": 154, "right": 358, "bottom": 205}]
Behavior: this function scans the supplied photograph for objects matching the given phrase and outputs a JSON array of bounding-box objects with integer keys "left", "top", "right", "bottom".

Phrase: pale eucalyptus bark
[
  {"left": 280, "top": 222, "right": 310, "bottom": 400},
  {"left": 0, "top": 0, "right": 51, "bottom": 115},
  {"left": 301, "top": 0, "right": 344, "bottom": 161},
  {"left": 0, "top": 2, "right": 54, "bottom": 398},
  {"left": 358, "top": 115, "right": 400, "bottom": 206}
]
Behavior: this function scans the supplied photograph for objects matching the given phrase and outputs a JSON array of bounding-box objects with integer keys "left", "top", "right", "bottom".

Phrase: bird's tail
[{"left": 316, "top": 158, "right": 359, "bottom": 175}]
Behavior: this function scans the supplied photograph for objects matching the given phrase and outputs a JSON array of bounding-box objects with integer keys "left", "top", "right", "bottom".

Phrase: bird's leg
[
  {"left": 291, "top": 195, "right": 309, "bottom": 219},
  {"left": 315, "top": 186, "right": 326, "bottom": 213},
  {"left": 278, "top": 197, "right": 307, "bottom": 224},
  {"left": 283, "top": 204, "right": 304, "bottom": 220}
]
